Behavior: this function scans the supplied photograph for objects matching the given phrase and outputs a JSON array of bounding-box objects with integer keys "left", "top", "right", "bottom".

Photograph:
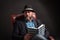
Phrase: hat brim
[{"left": 22, "top": 10, "right": 35, "bottom": 13}]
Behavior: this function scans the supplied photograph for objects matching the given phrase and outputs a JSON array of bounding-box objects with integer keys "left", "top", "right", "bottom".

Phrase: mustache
[
  {"left": 29, "top": 17, "right": 34, "bottom": 19},
  {"left": 30, "top": 17, "right": 32, "bottom": 19}
]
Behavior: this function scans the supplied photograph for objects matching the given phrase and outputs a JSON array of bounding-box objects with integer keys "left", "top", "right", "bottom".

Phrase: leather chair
[
  {"left": 10, "top": 14, "right": 24, "bottom": 25},
  {"left": 10, "top": 14, "right": 55, "bottom": 40}
]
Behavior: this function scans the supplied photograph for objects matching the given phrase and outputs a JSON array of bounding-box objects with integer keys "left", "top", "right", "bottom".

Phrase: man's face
[{"left": 26, "top": 11, "right": 36, "bottom": 18}]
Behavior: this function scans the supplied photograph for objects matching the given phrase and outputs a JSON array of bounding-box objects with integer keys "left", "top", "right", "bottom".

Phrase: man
[{"left": 12, "top": 5, "right": 54, "bottom": 40}]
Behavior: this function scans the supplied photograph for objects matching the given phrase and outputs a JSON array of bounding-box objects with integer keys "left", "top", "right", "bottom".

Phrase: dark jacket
[{"left": 12, "top": 16, "right": 49, "bottom": 40}]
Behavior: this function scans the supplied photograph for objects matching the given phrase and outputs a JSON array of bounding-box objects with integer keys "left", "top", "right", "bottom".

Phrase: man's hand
[
  {"left": 49, "top": 36, "right": 55, "bottom": 40},
  {"left": 24, "top": 33, "right": 32, "bottom": 40}
]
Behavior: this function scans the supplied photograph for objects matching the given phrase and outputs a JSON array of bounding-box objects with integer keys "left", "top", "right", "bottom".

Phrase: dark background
[{"left": 0, "top": 0, "right": 60, "bottom": 40}]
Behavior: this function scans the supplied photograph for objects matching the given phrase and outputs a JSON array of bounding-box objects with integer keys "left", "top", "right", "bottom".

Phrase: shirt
[{"left": 26, "top": 20, "right": 35, "bottom": 28}]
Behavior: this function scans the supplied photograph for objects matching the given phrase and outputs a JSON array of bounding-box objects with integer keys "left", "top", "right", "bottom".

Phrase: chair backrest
[{"left": 10, "top": 14, "right": 24, "bottom": 25}]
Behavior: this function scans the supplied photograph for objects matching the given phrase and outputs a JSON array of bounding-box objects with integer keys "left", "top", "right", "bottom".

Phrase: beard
[
  {"left": 29, "top": 16, "right": 34, "bottom": 20},
  {"left": 30, "top": 17, "right": 32, "bottom": 19}
]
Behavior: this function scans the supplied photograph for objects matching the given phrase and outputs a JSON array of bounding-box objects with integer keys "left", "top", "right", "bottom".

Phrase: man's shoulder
[
  {"left": 15, "top": 18, "right": 27, "bottom": 26},
  {"left": 36, "top": 19, "right": 42, "bottom": 24},
  {"left": 36, "top": 19, "right": 41, "bottom": 22},
  {"left": 16, "top": 20, "right": 25, "bottom": 23}
]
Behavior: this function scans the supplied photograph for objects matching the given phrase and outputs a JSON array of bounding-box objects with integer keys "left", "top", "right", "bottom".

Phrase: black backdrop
[{"left": 0, "top": 0, "right": 60, "bottom": 40}]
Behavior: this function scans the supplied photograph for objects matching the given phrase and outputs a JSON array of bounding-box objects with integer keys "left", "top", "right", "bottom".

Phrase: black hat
[{"left": 22, "top": 5, "right": 35, "bottom": 13}]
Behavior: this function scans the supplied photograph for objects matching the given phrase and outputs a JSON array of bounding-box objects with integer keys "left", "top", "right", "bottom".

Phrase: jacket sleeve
[{"left": 12, "top": 21, "right": 25, "bottom": 40}]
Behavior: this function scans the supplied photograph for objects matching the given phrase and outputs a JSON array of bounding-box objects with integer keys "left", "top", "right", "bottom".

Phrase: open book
[
  {"left": 27, "top": 24, "right": 45, "bottom": 34},
  {"left": 27, "top": 24, "right": 45, "bottom": 29}
]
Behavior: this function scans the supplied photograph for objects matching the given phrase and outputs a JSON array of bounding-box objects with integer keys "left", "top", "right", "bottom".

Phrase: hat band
[{"left": 25, "top": 8, "right": 33, "bottom": 10}]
